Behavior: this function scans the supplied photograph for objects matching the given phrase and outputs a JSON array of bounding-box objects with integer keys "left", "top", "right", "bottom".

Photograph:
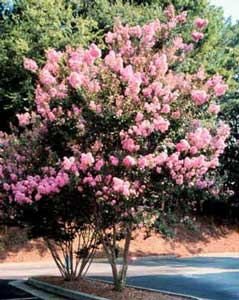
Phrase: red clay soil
[
  {"left": 39, "top": 276, "right": 187, "bottom": 300},
  {"left": 1, "top": 222, "right": 239, "bottom": 263}
]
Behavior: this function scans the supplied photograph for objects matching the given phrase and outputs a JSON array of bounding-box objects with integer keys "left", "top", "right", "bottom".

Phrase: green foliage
[
  {"left": 219, "top": 95, "right": 239, "bottom": 198},
  {"left": 83, "top": 0, "right": 163, "bottom": 31},
  {"left": 0, "top": 0, "right": 97, "bottom": 130}
]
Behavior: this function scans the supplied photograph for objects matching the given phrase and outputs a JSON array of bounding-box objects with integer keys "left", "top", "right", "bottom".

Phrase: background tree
[{"left": 0, "top": 0, "right": 96, "bottom": 130}]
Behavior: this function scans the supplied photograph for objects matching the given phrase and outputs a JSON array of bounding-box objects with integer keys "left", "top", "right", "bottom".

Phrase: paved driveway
[
  {"left": 130, "top": 257, "right": 239, "bottom": 300},
  {"left": 0, "top": 256, "right": 239, "bottom": 300},
  {"left": 89, "top": 256, "right": 239, "bottom": 300}
]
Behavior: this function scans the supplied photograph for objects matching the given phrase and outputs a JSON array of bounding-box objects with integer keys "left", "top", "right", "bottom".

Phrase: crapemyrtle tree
[
  {"left": 0, "top": 5, "right": 230, "bottom": 290},
  {"left": 0, "top": 126, "right": 98, "bottom": 280}
]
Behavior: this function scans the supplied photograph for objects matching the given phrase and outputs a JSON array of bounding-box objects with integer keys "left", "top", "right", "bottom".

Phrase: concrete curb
[
  {"left": 28, "top": 278, "right": 109, "bottom": 300},
  {"left": 27, "top": 277, "right": 202, "bottom": 300},
  {"left": 10, "top": 280, "right": 68, "bottom": 300}
]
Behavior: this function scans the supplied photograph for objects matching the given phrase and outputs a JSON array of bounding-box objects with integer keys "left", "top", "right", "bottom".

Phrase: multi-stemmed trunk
[
  {"left": 45, "top": 226, "right": 97, "bottom": 281},
  {"left": 101, "top": 223, "right": 132, "bottom": 291}
]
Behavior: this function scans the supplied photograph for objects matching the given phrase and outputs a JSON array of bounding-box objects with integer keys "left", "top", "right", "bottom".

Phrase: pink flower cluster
[
  {"left": 206, "top": 75, "right": 228, "bottom": 96},
  {"left": 1, "top": 6, "right": 230, "bottom": 209},
  {"left": 16, "top": 113, "right": 31, "bottom": 127},
  {"left": 23, "top": 57, "right": 38, "bottom": 72},
  {"left": 191, "top": 17, "right": 208, "bottom": 42},
  {"left": 6, "top": 171, "right": 70, "bottom": 204}
]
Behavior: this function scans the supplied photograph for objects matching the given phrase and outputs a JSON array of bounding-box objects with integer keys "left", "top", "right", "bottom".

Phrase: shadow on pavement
[{"left": 0, "top": 279, "right": 32, "bottom": 299}]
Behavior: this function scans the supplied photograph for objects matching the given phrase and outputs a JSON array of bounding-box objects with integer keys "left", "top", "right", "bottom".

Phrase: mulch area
[{"left": 39, "top": 276, "right": 187, "bottom": 300}]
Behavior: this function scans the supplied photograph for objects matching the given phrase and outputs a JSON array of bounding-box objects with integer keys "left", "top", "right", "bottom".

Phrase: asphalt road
[
  {"left": 90, "top": 256, "right": 239, "bottom": 300},
  {"left": 0, "top": 256, "right": 239, "bottom": 300}
]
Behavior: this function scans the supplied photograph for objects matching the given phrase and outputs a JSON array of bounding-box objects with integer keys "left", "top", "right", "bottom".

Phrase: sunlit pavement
[{"left": 0, "top": 256, "right": 239, "bottom": 300}]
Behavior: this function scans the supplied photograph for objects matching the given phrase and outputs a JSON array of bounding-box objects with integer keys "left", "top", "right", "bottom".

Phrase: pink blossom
[
  {"left": 47, "top": 112, "right": 56, "bottom": 121},
  {"left": 161, "top": 104, "right": 170, "bottom": 114},
  {"left": 110, "top": 200, "right": 117, "bottom": 206},
  {"left": 105, "top": 31, "right": 115, "bottom": 44},
  {"left": 89, "top": 101, "right": 102, "bottom": 113},
  {"left": 122, "top": 138, "right": 139, "bottom": 152},
  {"left": 109, "top": 155, "right": 119, "bottom": 166},
  {"left": 130, "top": 25, "right": 142, "bottom": 38},
  {"left": 68, "top": 72, "right": 83, "bottom": 88},
  {"left": 112, "top": 177, "right": 130, "bottom": 197},
  {"left": 216, "top": 121, "right": 230, "bottom": 139},
  {"left": 208, "top": 103, "right": 220, "bottom": 114},
  {"left": 3, "top": 183, "right": 10, "bottom": 191},
  {"left": 125, "top": 72, "right": 142, "bottom": 97},
  {"left": 78, "top": 186, "right": 83, "bottom": 192},
  {"left": 153, "top": 116, "right": 170, "bottom": 133},
  {"left": 194, "top": 18, "right": 208, "bottom": 29},
  {"left": 214, "top": 83, "right": 228, "bottom": 96},
  {"left": 135, "top": 112, "right": 144, "bottom": 123},
  {"left": 23, "top": 57, "right": 38, "bottom": 72},
  {"left": 142, "top": 22, "right": 157, "bottom": 44},
  {"left": 206, "top": 75, "right": 223, "bottom": 88},
  {"left": 154, "top": 152, "right": 168, "bottom": 165},
  {"left": 176, "top": 175, "right": 184, "bottom": 185},
  {"left": 104, "top": 50, "right": 123, "bottom": 73},
  {"left": 39, "top": 69, "right": 56, "bottom": 85},
  {"left": 55, "top": 171, "right": 70, "bottom": 188},
  {"left": 95, "top": 159, "right": 105, "bottom": 171},
  {"left": 121, "top": 65, "right": 134, "bottom": 81},
  {"left": 95, "top": 175, "right": 102, "bottom": 182},
  {"left": 16, "top": 113, "right": 31, "bottom": 127},
  {"left": 138, "top": 154, "right": 155, "bottom": 169},
  {"left": 80, "top": 153, "right": 95, "bottom": 171},
  {"left": 123, "top": 156, "right": 136, "bottom": 168},
  {"left": 154, "top": 54, "right": 168, "bottom": 75},
  {"left": 138, "top": 156, "right": 147, "bottom": 169},
  {"left": 46, "top": 49, "right": 63, "bottom": 64},
  {"left": 35, "top": 193, "right": 42, "bottom": 201},
  {"left": 176, "top": 139, "right": 190, "bottom": 152},
  {"left": 182, "top": 43, "right": 194, "bottom": 52},
  {"left": 15, "top": 191, "right": 28, "bottom": 203},
  {"left": 83, "top": 174, "right": 96, "bottom": 186},
  {"left": 190, "top": 146, "right": 198, "bottom": 155},
  {"left": 171, "top": 111, "right": 181, "bottom": 119},
  {"left": 187, "top": 127, "right": 212, "bottom": 150},
  {"left": 10, "top": 174, "right": 17, "bottom": 181},
  {"left": 191, "top": 90, "right": 209, "bottom": 105},
  {"left": 62, "top": 156, "right": 75, "bottom": 170},
  {"left": 177, "top": 11, "right": 187, "bottom": 23},
  {"left": 89, "top": 43, "right": 102, "bottom": 59},
  {"left": 191, "top": 31, "right": 204, "bottom": 42},
  {"left": 134, "top": 120, "right": 153, "bottom": 136}
]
